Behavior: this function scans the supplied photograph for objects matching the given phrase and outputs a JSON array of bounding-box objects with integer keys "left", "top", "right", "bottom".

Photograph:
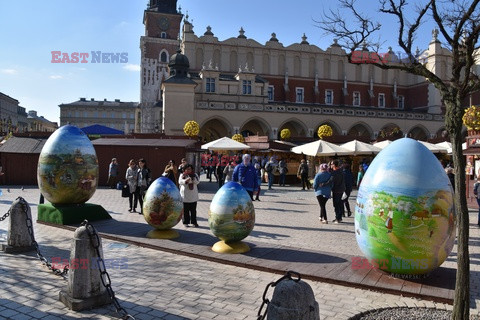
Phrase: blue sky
[{"left": 0, "top": 1, "right": 435, "bottom": 124}]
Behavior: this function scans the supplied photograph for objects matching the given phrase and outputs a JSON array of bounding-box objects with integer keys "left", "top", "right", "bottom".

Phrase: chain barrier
[
  {"left": 81, "top": 220, "right": 135, "bottom": 320},
  {"left": 256, "top": 270, "right": 301, "bottom": 320},
  {"left": 0, "top": 207, "right": 11, "bottom": 222},
  {"left": 18, "top": 197, "right": 70, "bottom": 279}
]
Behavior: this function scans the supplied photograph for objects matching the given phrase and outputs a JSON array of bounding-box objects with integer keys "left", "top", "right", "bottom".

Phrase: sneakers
[
  {"left": 184, "top": 224, "right": 190, "bottom": 228},
  {"left": 192, "top": 223, "right": 199, "bottom": 228},
  {"left": 333, "top": 219, "right": 342, "bottom": 224}
]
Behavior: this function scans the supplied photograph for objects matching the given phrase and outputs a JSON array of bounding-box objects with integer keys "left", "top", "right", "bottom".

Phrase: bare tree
[{"left": 319, "top": 1, "right": 480, "bottom": 319}]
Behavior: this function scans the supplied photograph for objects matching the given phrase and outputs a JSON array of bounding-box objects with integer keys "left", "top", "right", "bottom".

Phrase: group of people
[
  {"left": 110, "top": 157, "right": 200, "bottom": 228},
  {"left": 313, "top": 160, "right": 354, "bottom": 224}
]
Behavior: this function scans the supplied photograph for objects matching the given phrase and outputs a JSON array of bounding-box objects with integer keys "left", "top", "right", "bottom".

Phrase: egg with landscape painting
[
  {"left": 354, "top": 138, "right": 455, "bottom": 275},
  {"left": 142, "top": 177, "right": 183, "bottom": 230},
  {"left": 37, "top": 124, "right": 98, "bottom": 204},
  {"left": 208, "top": 181, "right": 255, "bottom": 242}
]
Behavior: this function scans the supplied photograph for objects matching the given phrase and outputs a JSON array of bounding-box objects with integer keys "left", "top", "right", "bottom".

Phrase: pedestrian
[
  {"left": 232, "top": 153, "right": 258, "bottom": 200},
  {"left": 474, "top": 178, "right": 480, "bottom": 227},
  {"left": 107, "top": 158, "right": 118, "bottom": 189},
  {"left": 216, "top": 154, "right": 225, "bottom": 188},
  {"left": 265, "top": 156, "right": 276, "bottom": 190},
  {"left": 164, "top": 160, "right": 178, "bottom": 187},
  {"left": 223, "top": 161, "right": 235, "bottom": 183},
  {"left": 178, "top": 158, "right": 187, "bottom": 175},
  {"left": 342, "top": 162, "right": 354, "bottom": 217},
  {"left": 254, "top": 163, "right": 262, "bottom": 201},
  {"left": 357, "top": 164, "right": 365, "bottom": 187},
  {"left": 125, "top": 159, "right": 139, "bottom": 212},
  {"left": 446, "top": 166, "right": 455, "bottom": 191},
  {"left": 297, "top": 159, "right": 310, "bottom": 190},
  {"left": 179, "top": 164, "right": 200, "bottom": 227},
  {"left": 313, "top": 163, "right": 332, "bottom": 224},
  {"left": 306, "top": 160, "right": 313, "bottom": 189},
  {"left": 137, "top": 158, "right": 152, "bottom": 215},
  {"left": 326, "top": 160, "right": 346, "bottom": 223},
  {"left": 278, "top": 158, "right": 288, "bottom": 186}
]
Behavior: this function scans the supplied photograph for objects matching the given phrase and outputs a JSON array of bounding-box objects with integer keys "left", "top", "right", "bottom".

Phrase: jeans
[
  {"left": 332, "top": 192, "right": 344, "bottom": 221},
  {"left": 128, "top": 189, "right": 138, "bottom": 210},
  {"left": 477, "top": 198, "right": 480, "bottom": 225},
  {"left": 301, "top": 174, "right": 309, "bottom": 189},
  {"left": 279, "top": 173, "right": 286, "bottom": 186},
  {"left": 343, "top": 190, "right": 352, "bottom": 214},
  {"left": 267, "top": 172, "right": 274, "bottom": 189},
  {"left": 316, "top": 195, "right": 329, "bottom": 220}
]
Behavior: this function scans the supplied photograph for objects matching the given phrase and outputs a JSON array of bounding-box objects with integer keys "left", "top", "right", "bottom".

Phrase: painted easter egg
[
  {"left": 143, "top": 177, "right": 183, "bottom": 230},
  {"left": 355, "top": 138, "right": 455, "bottom": 275},
  {"left": 208, "top": 181, "right": 255, "bottom": 242},
  {"left": 37, "top": 125, "right": 98, "bottom": 204}
]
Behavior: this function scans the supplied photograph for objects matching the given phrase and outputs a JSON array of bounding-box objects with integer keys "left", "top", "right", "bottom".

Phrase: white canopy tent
[
  {"left": 201, "top": 137, "right": 251, "bottom": 151},
  {"left": 373, "top": 140, "right": 393, "bottom": 149},
  {"left": 340, "top": 140, "right": 382, "bottom": 155},
  {"left": 291, "top": 140, "right": 350, "bottom": 157},
  {"left": 417, "top": 140, "right": 448, "bottom": 153}
]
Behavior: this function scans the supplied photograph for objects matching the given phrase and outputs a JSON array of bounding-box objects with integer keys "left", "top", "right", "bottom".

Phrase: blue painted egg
[
  {"left": 37, "top": 125, "right": 98, "bottom": 204},
  {"left": 143, "top": 177, "right": 183, "bottom": 230},
  {"left": 355, "top": 138, "right": 455, "bottom": 275},
  {"left": 208, "top": 181, "right": 255, "bottom": 242}
]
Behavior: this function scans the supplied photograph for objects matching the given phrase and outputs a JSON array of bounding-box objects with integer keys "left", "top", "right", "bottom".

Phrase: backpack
[{"left": 474, "top": 182, "right": 480, "bottom": 198}]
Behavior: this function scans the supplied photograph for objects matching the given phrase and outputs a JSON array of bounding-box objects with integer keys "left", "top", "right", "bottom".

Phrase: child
[{"left": 178, "top": 164, "right": 200, "bottom": 227}]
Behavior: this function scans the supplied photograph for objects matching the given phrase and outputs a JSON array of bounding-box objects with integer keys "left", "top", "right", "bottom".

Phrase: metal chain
[
  {"left": 256, "top": 270, "right": 301, "bottom": 320},
  {"left": 19, "top": 197, "right": 69, "bottom": 279},
  {"left": 81, "top": 220, "right": 135, "bottom": 320},
  {"left": 0, "top": 207, "right": 11, "bottom": 222}
]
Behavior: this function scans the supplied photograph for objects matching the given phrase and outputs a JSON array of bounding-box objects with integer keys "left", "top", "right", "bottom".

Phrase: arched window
[{"left": 160, "top": 52, "right": 167, "bottom": 63}]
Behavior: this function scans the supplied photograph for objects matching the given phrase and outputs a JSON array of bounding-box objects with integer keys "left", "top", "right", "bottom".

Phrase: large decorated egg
[
  {"left": 143, "top": 177, "right": 183, "bottom": 230},
  {"left": 208, "top": 182, "right": 255, "bottom": 243},
  {"left": 355, "top": 138, "right": 455, "bottom": 275},
  {"left": 37, "top": 125, "right": 98, "bottom": 204}
]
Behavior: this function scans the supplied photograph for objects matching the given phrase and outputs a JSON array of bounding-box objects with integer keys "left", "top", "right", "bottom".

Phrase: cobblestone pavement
[{"left": 0, "top": 175, "right": 479, "bottom": 319}]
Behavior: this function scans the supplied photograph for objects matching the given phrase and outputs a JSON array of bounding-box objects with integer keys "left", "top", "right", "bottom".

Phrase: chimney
[
  {"left": 80, "top": 98, "right": 86, "bottom": 101},
  {"left": 90, "top": 98, "right": 95, "bottom": 101},
  {"left": 115, "top": 99, "right": 120, "bottom": 102},
  {"left": 104, "top": 98, "right": 107, "bottom": 101}
]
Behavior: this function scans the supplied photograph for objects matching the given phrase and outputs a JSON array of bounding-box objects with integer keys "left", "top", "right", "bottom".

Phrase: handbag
[{"left": 121, "top": 184, "right": 130, "bottom": 198}]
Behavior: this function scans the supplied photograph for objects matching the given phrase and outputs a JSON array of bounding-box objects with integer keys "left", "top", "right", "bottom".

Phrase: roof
[
  {"left": 91, "top": 138, "right": 197, "bottom": 148},
  {"left": 59, "top": 99, "right": 139, "bottom": 108},
  {"left": 81, "top": 124, "right": 124, "bottom": 135},
  {"left": 0, "top": 136, "right": 47, "bottom": 153}
]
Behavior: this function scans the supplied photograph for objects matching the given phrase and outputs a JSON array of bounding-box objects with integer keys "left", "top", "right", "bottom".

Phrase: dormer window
[
  {"left": 242, "top": 80, "right": 252, "bottom": 95},
  {"left": 160, "top": 51, "right": 167, "bottom": 62},
  {"left": 206, "top": 78, "right": 216, "bottom": 93},
  {"left": 160, "top": 32, "right": 167, "bottom": 38}
]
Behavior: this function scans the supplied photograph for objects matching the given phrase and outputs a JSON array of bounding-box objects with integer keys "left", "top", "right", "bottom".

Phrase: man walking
[{"left": 330, "top": 160, "right": 346, "bottom": 223}]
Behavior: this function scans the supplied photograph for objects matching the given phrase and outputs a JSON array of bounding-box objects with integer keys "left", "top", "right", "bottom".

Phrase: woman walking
[
  {"left": 137, "top": 158, "right": 152, "bottom": 214},
  {"left": 125, "top": 159, "right": 138, "bottom": 212},
  {"left": 313, "top": 163, "right": 332, "bottom": 224}
]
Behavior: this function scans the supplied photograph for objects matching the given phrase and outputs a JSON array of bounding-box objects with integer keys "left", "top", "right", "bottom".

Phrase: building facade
[
  {"left": 139, "top": 2, "right": 479, "bottom": 142},
  {"left": 27, "top": 110, "right": 58, "bottom": 132},
  {"left": 59, "top": 98, "right": 139, "bottom": 133}
]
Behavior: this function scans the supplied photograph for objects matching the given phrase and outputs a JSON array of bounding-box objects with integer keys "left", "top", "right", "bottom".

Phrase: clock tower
[{"left": 139, "top": 0, "right": 183, "bottom": 133}]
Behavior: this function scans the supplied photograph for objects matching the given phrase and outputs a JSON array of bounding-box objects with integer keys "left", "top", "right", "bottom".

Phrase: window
[
  {"left": 160, "top": 52, "right": 168, "bottom": 63},
  {"left": 296, "top": 87, "right": 304, "bottom": 103},
  {"left": 378, "top": 93, "right": 385, "bottom": 108},
  {"left": 94, "top": 111, "right": 99, "bottom": 118},
  {"left": 102, "top": 112, "right": 106, "bottom": 118},
  {"left": 130, "top": 113, "right": 135, "bottom": 119},
  {"left": 122, "top": 113, "right": 127, "bottom": 119},
  {"left": 242, "top": 80, "right": 252, "bottom": 95},
  {"left": 75, "top": 111, "right": 80, "bottom": 117},
  {"left": 206, "top": 78, "right": 216, "bottom": 93},
  {"left": 398, "top": 95, "right": 404, "bottom": 109},
  {"left": 325, "top": 90, "right": 333, "bottom": 105},
  {"left": 353, "top": 92, "right": 360, "bottom": 106},
  {"left": 160, "top": 32, "right": 166, "bottom": 39},
  {"left": 111, "top": 112, "right": 115, "bottom": 118},
  {"left": 67, "top": 111, "right": 72, "bottom": 117},
  {"left": 267, "top": 85, "right": 274, "bottom": 101}
]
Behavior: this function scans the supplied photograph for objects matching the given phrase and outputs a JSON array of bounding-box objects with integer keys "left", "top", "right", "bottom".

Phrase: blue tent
[{"left": 81, "top": 124, "right": 124, "bottom": 135}]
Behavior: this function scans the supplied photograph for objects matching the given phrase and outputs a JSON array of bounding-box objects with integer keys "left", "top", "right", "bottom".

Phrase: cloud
[
  {"left": 1, "top": 69, "right": 18, "bottom": 75},
  {"left": 123, "top": 63, "right": 140, "bottom": 72},
  {"left": 49, "top": 75, "right": 63, "bottom": 79}
]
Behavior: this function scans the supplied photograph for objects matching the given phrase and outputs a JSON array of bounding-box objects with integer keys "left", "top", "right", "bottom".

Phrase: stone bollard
[
  {"left": 1, "top": 197, "right": 35, "bottom": 253},
  {"left": 59, "top": 224, "right": 111, "bottom": 311},
  {"left": 267, "top": 277, "right": 320, "bottom": 320}
]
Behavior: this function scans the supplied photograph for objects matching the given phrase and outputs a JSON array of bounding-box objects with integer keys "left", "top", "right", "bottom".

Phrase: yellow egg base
[{"left": 211, "top": 240, "right": 250, "bottom": 254}]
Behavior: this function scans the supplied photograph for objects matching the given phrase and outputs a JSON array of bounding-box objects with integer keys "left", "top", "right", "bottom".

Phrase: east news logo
[{"left": 51, "top": 51, "right": 128, "bottom": 63}]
